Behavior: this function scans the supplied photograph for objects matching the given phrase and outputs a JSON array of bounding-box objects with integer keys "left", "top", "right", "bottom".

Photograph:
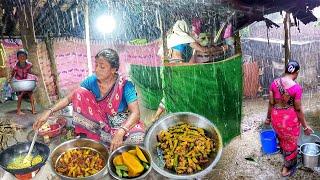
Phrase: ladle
[{"left": 23, "top": 131, "right": 38, "bottom": 164}]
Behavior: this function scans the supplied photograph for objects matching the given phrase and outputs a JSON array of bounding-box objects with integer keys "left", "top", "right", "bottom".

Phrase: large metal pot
[
  {"left": 0, "top": 141, "right": 50, "bottom": 176},
  {"left": 50, "top": 138, "right": 109, "bottom": 180},
  {"left": 144, "top": 112, "right": 223, "bottom": 179},
  {"left": 11, "top": 79, "right": 36, "bottom": 92},
  {"left": 300, "top": 143, "right": 320, "bottom": 169}
]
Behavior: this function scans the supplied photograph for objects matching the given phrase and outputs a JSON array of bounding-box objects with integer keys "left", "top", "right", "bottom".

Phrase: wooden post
[
  {"left": 84, "top": 0, "right": 93, "bottom": 75},
  {"left": 44, "top": 36, "right": 61, "bottom": 100},
  {"left": 18, "top": 3, "right": 51, "bottom": 107},
  {"left": 234, "top": 31, "right": 242, "bottom": 54},
  {"left": 283, "top": 12, "right": 291, "bottom": 65},
  {"left": 158, "top": 6, "right": 168, "bottom": 61}
]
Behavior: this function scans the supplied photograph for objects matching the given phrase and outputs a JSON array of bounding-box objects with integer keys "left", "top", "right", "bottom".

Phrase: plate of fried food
[
  {"left": 50, "top": 138, "right": 108, "bottom": 180},
  {"left": 144, "top": 112, "right": 223, "bottom": 179}
]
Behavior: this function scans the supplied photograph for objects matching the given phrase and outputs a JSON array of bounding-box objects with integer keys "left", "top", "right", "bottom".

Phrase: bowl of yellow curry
[
  {"left": 107, "top": 145, "right": 152, "bottom": 180},
  {"left": 0, "top": 141, "right": 49, "bottom": 177},
  {"left": 144, "top": 112, "right": 223, "bottom": 179},
  {"left": 50, "top": 138, "right": 108, "bottom": 180}
]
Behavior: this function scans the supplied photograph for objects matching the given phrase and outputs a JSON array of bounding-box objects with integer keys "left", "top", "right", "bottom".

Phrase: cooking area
[{"left": 0, "top": 0, "right": 320, "bottom": 180}]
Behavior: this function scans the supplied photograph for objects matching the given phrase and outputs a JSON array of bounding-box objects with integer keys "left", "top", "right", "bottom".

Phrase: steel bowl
[
  {"left": 107, "top": 145, "right": 152, "bottom": 180},
  {"left": 144, "top": 112, "right": 223, "bottom": 179},
  {"left": 50, "top": 138, "right": 109, "bottom": 180},
  {"left": 11, "top": 79, "right": 36, "bottom": 92}
]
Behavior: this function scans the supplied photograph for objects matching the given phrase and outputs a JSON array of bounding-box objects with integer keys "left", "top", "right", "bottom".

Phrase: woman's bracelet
[
  {"left": 303, "top": 126, "right": 309, "bottom": 131},
  {"left": 120, "top": 126, "right": 129, "bottom": 133},
  {"left": 48, "top": 108, "right": 54, "bottom": 115},
  {"left": 222, "top": 46, "right": 225, "bottom": 53}
]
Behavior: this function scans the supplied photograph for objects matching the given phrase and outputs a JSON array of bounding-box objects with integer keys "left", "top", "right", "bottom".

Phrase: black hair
[
  {"left": 16, "top": 49, "right": 28, "bottom": 57},
  {"left": 285, "top": 60, "right": 300, "bottom": 74},
  {"left": 95, "top": 49, "right": 119, "bottom": 70}
]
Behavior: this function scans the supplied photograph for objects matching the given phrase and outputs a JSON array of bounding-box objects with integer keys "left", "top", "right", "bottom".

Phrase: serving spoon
[{"left": 23, "top": 130, "right": 38, "bottom": 164}]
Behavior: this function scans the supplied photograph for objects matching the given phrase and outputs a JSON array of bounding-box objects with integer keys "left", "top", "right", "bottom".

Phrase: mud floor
[
  {"left": 203, "top": 94, "right": 320, "bottom": 180},
  {"left": 0, "top": 93, "right": 319, "bottom": 180}
]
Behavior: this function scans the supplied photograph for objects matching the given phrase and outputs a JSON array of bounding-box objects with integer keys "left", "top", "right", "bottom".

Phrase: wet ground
[
  {"left": 205, "top": 95, "right": 320, "bottom": 180},
  {"left": 0, "top": 92, "right": 319, "bottom": 180}
]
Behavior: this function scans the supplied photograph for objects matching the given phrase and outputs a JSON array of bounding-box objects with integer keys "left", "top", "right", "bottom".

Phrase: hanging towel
[{"left": 167, "top": 20, "right": 195, "bottom": 49}]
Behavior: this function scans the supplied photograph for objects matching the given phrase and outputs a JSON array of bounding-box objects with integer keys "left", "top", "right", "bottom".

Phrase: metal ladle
[{"left": 23, "top": 130, "right": 38, "bottom": 164}]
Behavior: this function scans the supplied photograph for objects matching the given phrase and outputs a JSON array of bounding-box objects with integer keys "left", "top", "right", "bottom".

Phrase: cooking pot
[
  {"left": 0, "top": 142, "right": 50, "bottom": 177},
  {"left": 300, "top": 143, "right": 320, "bottom": 169}
]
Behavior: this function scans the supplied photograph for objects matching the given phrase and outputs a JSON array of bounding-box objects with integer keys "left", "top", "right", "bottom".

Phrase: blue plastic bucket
[{"left": 260, "top": 129, "right": 278, "bottom": 154}]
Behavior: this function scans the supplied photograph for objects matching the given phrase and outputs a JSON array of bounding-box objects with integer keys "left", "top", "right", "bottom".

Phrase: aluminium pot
[
  {"left": 300, "top": 143, "right": 320, "bottom": 169},
  {"left": 11, "top": 79, "right": 36, "bottom": 92}
]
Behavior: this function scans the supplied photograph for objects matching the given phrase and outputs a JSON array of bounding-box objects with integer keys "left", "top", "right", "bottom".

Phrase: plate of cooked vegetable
[
  {"left": 107, "top": 145, "right": 152, "bottom": 180},
  {"left": 144, "top": 112, "right": 223, "bottom": 179},
  {"left": 50, "top": 138, "right": 109, "bottom": 180}
]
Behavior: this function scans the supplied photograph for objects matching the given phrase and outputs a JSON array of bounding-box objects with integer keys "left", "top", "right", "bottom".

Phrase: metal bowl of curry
[
  {"left": 144, "top": 112, "right": 223, "bottom": 179},
  {"left": 50, "top": 138, "right": 108, "bottom": 180}
]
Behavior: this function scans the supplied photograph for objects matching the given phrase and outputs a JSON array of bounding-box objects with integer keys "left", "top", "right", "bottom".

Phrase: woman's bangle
[
  {"left": 120, "top": 126, "right": 129, "bottom": 133},
  {"left": 303, "top": 126, "right": 308, "bottom": 131},
  {"left": 48, "top": 108, "right": 54, "bottom": 115}
]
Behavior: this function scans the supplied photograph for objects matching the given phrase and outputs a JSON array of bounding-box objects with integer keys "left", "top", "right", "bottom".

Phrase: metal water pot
[
  {"left": 61, "top": 104, "right": 73, "bottom": 117},
  {"left": 300, "top": 143, "right": 320, "bottom": 169}
]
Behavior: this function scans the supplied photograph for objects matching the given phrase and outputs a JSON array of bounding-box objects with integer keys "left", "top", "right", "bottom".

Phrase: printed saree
[
  {"left": 271, "top": 78, "right": 300, "bottom": 169},
  {"left": 72, "top": 76, "right": 145, "bottom": 145}
]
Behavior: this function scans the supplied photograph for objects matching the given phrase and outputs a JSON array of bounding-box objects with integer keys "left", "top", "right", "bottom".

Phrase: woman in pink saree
[
  {"left": 265, "top": 60, "right": 313, "bottom": 177},
  {"left": 34, "top": 49, "right": 145, "bottom": 151}
]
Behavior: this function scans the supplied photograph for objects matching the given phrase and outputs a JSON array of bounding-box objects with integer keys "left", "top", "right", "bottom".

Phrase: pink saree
[
  {"left": 270, "top": 78, "right": 302, "bottom": 169},
  {"left": 71, "top": 76, "right": 145, "bottom": 145}
]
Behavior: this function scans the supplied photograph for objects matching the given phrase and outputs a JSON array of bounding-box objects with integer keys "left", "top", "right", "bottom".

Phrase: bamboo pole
[
  {"left": 283, "top": 12, "right": 291, "bottom": 65},
  {"left": 84, "top": 0, "right": 93, "bottom": 76},
  {"left": 234, "top": 31, "right": 242, "bottom": 54},
  {"left": 18, "top": 3, "right": 51, "bottom": 107},
  {"left": 159, "top": 7, "right": 168, "bottom": 61}
]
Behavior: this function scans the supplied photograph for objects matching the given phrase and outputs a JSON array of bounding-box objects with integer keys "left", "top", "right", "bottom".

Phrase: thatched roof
[{"left": 0, "top": 0, "right": 319, "bottom": 41}]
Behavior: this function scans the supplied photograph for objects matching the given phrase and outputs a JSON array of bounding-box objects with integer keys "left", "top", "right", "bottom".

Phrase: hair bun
[{"left": 285, "top": 60, "right": 300, "bottom": 74}]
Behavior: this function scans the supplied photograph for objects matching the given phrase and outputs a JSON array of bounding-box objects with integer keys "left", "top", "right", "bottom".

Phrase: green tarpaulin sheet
[{"left": 130, "top": 54, "right": 242, "bottom": 145}]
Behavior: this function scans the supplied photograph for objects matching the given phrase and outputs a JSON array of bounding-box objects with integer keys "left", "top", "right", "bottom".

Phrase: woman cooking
[
  {"left": 264, "top": 60, "right": 313, "bottom": 177},
  {"left": 33, "top": 49, "right": 145, "bottom": 151}
]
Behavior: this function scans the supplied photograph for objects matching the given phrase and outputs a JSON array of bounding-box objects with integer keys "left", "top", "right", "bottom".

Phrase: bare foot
[
  {"left": 17, "top": 111, "right": 25, "bottom": 115},
  {"left": 281, "top": 166, "right": 290, "bottom": 177},
  {"left": 11, "top": 123, "right": 23, "bottom": 130}
]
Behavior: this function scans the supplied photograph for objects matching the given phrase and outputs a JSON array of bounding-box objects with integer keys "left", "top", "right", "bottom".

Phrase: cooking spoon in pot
[{"left": 23, "top": 130, "right": 38, "bottom": 164}]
